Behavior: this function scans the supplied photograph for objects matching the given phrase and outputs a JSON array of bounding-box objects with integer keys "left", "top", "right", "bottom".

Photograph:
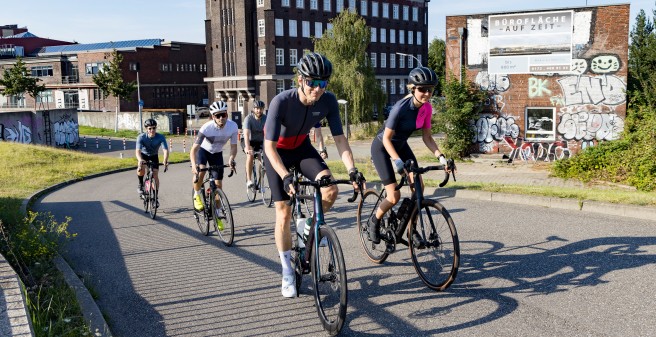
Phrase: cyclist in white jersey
[{"left": 190, "top": 101, "right": 238, "bottom": 211}]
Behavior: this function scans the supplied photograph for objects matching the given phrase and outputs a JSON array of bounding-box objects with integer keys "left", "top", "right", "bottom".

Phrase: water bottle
[
  {"left": 296, "top": 217, "right": 307, "bottom": 248},
  {"left": 303, "top": 218, "right": 312, "bottom": 241}
]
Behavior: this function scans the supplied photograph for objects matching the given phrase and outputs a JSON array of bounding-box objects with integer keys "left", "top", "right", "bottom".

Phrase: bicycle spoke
[
  {"left": 357, "top": 189, "right": 390, "bottom": 264},
  {"left": 213, "top": 189, "right": 234, "bottom": 246}
]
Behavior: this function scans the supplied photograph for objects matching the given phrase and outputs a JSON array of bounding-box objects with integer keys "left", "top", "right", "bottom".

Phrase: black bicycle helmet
[
  {"left": 408, "top": 67, "right": 438, "bottom": 87},
  {"left": 297, "top": 52, "right": 333, "bottom": 80},
  {"left": 253, "top": 100, "right": 265, "bottom": 109},
  {"left": 144, "top": 118, "right": 157, "bottom": 127}
]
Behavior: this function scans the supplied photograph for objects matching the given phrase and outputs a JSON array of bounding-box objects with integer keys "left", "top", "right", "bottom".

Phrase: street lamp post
[{"left": 337, "top": 99, "right": 349, "bottom": 140}]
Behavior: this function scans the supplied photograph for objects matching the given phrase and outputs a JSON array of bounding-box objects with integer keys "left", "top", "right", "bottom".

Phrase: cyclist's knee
[
  {"left": 387, "top": 190, "right": 401, "bottom": 205},
  {"left": 322, "top": 185, "right": 338, "bottom": 202}
]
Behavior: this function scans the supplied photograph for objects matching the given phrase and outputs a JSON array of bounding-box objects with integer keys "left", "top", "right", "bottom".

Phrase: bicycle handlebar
[
  {"left": 396, "top": 159, "right": 457, "bottom": 190},
  {"left": 142, "top": 160, "right": 168, "bottom": 172},
  {"left": 192, "top": 164, "right": 236, "bottom": 183},
  {"left": 286, "top": 175, "right": 364, "bottom": 206}
]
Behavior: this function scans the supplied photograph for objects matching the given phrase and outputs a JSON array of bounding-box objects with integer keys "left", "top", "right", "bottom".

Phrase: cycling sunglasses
[
  {"left": 305, "top": 79, "right": 329, "bottom": 89},
  {"left": 213, "top": 112, "right": 228, "bottom": 118},
  {"left": 147, "top": 127, "right": 157, "bottom": 130},
  {"left": 415, "top": 86, "right": 435, "bottom": 94}
]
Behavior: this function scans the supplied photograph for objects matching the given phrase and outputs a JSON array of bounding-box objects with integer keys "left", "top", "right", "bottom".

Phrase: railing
[{"left": 61, "top": 75, "right": 79, "bottom": 84}]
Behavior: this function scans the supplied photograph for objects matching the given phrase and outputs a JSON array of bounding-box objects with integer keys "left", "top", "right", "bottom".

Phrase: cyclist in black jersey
[
  {"left": 263, "top": 52, "right": 365, "bottom": 298},
  {"left": 243, "top": 100, "right": 267, "bottom": 188},
  {"left": 368, "top": 66, "right": 450, "bottom": 244}
]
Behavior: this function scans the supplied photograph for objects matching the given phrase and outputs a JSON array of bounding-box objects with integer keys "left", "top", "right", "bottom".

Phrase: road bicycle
[
  {"left": 192, "top": 164, "right": 235, "bottom": 246},
  {"left": 357, "top": 159, "right": 460, "bottom": 291},
  {"left": 289, "top": 168, "right": 363, "bottom": 336},
  {"left": 141, "top": 161, "right": 166, "bottom": 219},
  {"left": 245, "top": 150, "right": 273, "bottom": 207}
]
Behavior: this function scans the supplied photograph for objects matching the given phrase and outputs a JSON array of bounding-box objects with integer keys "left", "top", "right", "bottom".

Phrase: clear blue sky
[{"left": 0, "top": 1, "right": 652, "bottom": 44}]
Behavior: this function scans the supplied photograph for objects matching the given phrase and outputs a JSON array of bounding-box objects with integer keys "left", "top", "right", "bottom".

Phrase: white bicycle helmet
[{"left": 209, "top": 101, "right": 228, "bottom": 113}]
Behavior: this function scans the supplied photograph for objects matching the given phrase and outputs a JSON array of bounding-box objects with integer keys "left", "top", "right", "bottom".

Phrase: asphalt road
[{"left": 34, "top": 155, "right": 656, "bottom": 337}]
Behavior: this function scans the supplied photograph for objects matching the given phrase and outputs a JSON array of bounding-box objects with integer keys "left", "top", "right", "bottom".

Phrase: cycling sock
[
  {"left": 194, "top": 189, "right": 201, "bottom": 196},
  {"left": 138, "top": 176, "right": 143, "bottom": 185},
  {"left": 279, "top": 250, "right": 293, "bottom": 275}
]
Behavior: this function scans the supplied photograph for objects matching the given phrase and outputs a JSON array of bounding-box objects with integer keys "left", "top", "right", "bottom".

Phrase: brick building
[
  {"left": 1, "top": 37, "right": 207, "bottom": 112},
  {"left": 445, "top": 3, "right": 629, "bottom": 158},
  {"left": 204, "top": 0, "right": 430, "bottom": 119}
]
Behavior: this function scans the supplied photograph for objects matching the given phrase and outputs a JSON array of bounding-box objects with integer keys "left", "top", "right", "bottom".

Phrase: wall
[
  {"left": 446, "top": 4, "right": 629, "bottom": 156},
  {"left": 77, "top": 110, "right": 187, "bottom": 134},
  {"left": 0, "top": 108, "right": 79, "bottom": 147}
]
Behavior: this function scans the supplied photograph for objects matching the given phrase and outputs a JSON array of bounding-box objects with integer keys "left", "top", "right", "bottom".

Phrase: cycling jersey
[
  {"left": 136, "top": 133, "right": 168, "bottom": 156},
  {"left": 264, "top": 89, "right": 343, "bottom": 149},
  {"left": 244, "top": 113, "right": 267, "bottom": 142},
  {"left": 195, "top": 119, "right": 239, "bottom": 154},
  {"left": 376, "top": 97, "right": 432, "bottom": 147}
]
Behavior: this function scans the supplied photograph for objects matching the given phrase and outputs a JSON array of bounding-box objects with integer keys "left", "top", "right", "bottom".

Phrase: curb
[{"left": 429, "top": 187, "right": 656, "bottom": 221}]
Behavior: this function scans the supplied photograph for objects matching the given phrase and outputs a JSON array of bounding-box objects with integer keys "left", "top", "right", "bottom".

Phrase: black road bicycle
[
  {"left": 141, "top": 161, "right": 166, "bottom": 219},
  {"left": 357, "top": 159, "right": 460, "bottom": 291},
  {"left": 245, "top": 150, "right": 273, "bottom": 207},
  {"left": 289, "top": 168, "right": 363, "bottom": 336},
  {"left": 193, "top": 164, "right": 235, "bottom": 246}
]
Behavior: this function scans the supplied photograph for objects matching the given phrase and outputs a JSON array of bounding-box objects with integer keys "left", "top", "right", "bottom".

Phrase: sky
[{"left": 0, "top": 1, "right": 653, "bottom": 44}]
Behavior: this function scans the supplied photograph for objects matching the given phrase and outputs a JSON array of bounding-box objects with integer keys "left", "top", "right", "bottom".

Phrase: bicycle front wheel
[
  {"left": 193, "top": 189, "right": 209, "bottom": 236},
  {"left": 357, "top": 189, "right": 389, "bottom": 264},
  {"left": 408, "top": 199, "right": 460, "bottom": 291},
  {"left": 149, "top": 184, "right": 158, "bottom": 219},
  {"left": 311, "top": 225, "right": 347, "bottom": 336},
  {"left": 246, "top": 165, "right": 257, "bottom": 202},
  {"left": 142, "top": 177, "right": 150, "bottom": 213},
  {"left": 261, "top": 167, "right": 273, "bottom": 207},
  {"left": 212, "top": 188, "right": 234, "bottom": 246}
]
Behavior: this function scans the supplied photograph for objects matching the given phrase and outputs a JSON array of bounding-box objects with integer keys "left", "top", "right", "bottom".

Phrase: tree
[
  {"left": 92, "top": 50, "right": 136, "bottom": 131},
  {"left": 428, "top": 38, "right": 446, "bottom": 96},
  {"left": 628, "top": 9, "right": 656, "bottom": 112},
  {"left": 0, "top": 57, "right": 46, "bottom": 110},
  {"left": 313, "top": 10, "right": 386, "bottom": 128}
]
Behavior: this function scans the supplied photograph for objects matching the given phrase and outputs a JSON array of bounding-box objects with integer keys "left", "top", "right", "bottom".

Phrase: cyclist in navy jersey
[
  {"left": 136, "top": 118, "right": 169, "bottom": 195},
  {"left": 368, "top": 67, "right": 450, "bottom": 244},
  {"left": 264, "top": 52, "right": 365, "bottom": 298},
  {"left": 243, "top": 99, "right": 267, "bottom": 188}
]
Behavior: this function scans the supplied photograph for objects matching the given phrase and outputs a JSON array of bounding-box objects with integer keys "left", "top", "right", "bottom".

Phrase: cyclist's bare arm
[
  {"left": 333, "top": 134, "right": 356, "bottom": 172},
  {"left": 243, "top": 128, "right": 253, "bottom": 154},
  {"left": 189, "top": 143, "right": 201, "bottom": 175},
  {"left": 229, "top": 143, "right": 238, "bottom": 165}
]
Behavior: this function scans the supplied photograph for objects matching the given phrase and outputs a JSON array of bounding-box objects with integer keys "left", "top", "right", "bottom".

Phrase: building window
[
  {"left": 390, "top": 79, "right": 396, "bottom": 94},
  {"left": 275, "top": 19, "right": 284, "bottom": 36},
  {"left": 289, "top": 20, "right": 298, "bottom": 37},
  {"left": 371, "top": 27, "right": 377, "bottom": 42},
  {"left": 412, "top": 7, "right": 418, "bottom": 21},
  {"left": 382, "top": 3, "right": 389, "bottom": 18},
  {"left": 276, "top": 49, "right": 284, "bottom": 65},
  {"left": 36, "top": 89, "right": 54, "bottom": 103},
  {"left": 408, "top": 31, "right": 414, "bottom": 45},
  {"left": 380, "top": 28, "right": 386, "bottom": 43},
  {"left": 129, "top": 62, "right": 139, "bottom": 71},
  {"left": 370, "top": 52, "right": 377, "bottom": 68},
  {"left": 259, "top": 49, "right": 266, "bottom": 66},
  {"left": 360, "top": 1, "right": 367, "bottom": 16},
  {"left": 400, "top": 79, "right": 407, "bottom": 94},
  {"left": 336, "top": 0, "right": 343, "bottom": 12},
  {"left": 310, "top": 0, "right": 318, "bottom": 10},
  {"left": 258, "top": 0, "right": 264, "bottom": 6},
  {"left": 403, "top": 5, "right": 409, "bottom": 20},
  {"left": 417, "top": 31, "right": 422, "bottom": 45},
  {"left": 392, "top": 4, "right": 399, "bottom": 19},
  {"left": 30, "top": 66, "right": 53, "bottom": 77},
  {"left": 290, "top": 49, "right": 298, "bottom": 65},
  {"left": 85, "top": 62, "right": 105, "bottom": 75},
  {"left": 380, "top": 79, "right": 386, "bottom": 93},
  {"left": 390, "top": 53, "right": 396, "bottom": 68},
  {"left": 327, "top": 23, "right": 333, "bottom": 31},
  {"left": 282, "top": 0, "right": 290, "bottom": 6},
  {"left": 296, "top": 0, "right": 304, "bottom": 8},
  {"left": 380, "top": 53, "right": 387, "bottom": 68},
  {"left": 408, "top": 56, "right": 414, "bottom": 68},
  {"left": 302, "top": 21, "right": 310, "bottom": 37},
  {"left": 258, "top": 19, "right": 265, "bottom": 37},
  {"left": 323, "top": 0, "right": 331, "bottom": 11},
  {"left": 315, "top": 22, "right": 323, "bottom": 38},
  {"left": 417, "top": 55, "right": 422, "bottom": 67},
  {"left": 525, "top": 107, "right": 556, "bottom": 141},
  {"left": 276, "top": 79, "right": 285, "bottom": 94},
  {"left": 399, "top": 55, "right": 405, "bottom": 68},
  {"left": 349, "top": 0, "right": 356, "bottom": 12},
  {"left": 372, "top": 1, "right": 378, "bottom": 17},
  {"left": 399, "top": 30, "right": 405, "bottom": 44},
  {"left": 390, "top": 29, "right": 396, "bottom": 43},
  {"left": 238, "top": 95, "right": 245, "bottom": 110}
]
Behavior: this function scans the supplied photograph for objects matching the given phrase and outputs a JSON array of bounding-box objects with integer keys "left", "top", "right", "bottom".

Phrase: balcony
[{"left": 61, "top": 75, "right": 79, "bottom": 84}]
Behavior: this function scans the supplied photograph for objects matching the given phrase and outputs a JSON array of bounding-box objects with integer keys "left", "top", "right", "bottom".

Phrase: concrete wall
[
  {"left": 77, "top": 110, "right": 187, "bottom": 134},
  {"left": 446, "top": 4, "right": 629, "bottom": 156},
  {"left": 0, "top": 108, "right": 79, "bottom": 147}
]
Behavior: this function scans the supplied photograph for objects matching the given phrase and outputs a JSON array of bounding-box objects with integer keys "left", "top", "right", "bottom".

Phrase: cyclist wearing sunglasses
[
  {"left": 136, "top": 118, "right": 169, "bottom": 195},
  {"left": 190, "top": 101, "right": 238, "bottom": 211},
  {"left": 367, "top": 66, "right": 449, "bottom": 244},
  {"left": 263, "top": 52, "right": 365, "bottom": 298},
  {"left": 243, "top": 100, "right": 267, "bottom": 188}
]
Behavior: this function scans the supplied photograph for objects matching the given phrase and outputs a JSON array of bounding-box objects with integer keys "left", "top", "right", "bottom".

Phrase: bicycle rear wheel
[
  {"left": 246, "top": 165, "right": 257, "bottom": 202},
  {"left": 193, "top": 189, "right": 209, "bottom": 236},
  {"left": 408, "top": 199, "right": 460, "bottom": 291},
  {"left": 311, "top": 225, "right": 347, "bottom": 336},
  {"left": 149, "top": 184, "right": 158, "bottom": 219},
  {"left": 261, "top": 166, "right": 273, "bottom": 207},
  {"left": 212, "top": 188, "right": 234, "bottom": 246},
  {"left": 357, "top": 189, "right": 390, "bottom": 264}
]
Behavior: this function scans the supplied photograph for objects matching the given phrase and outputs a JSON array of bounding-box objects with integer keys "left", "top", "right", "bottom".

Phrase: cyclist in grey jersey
[
  {"left": 243, "top": 100, "right": 267, "bottom": 188},
  {"left": 136, "top": 118, "right": 169, "bottom": 194}
]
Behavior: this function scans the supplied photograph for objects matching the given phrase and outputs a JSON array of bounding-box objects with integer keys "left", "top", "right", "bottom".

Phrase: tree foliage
[
  {"left": 92, "top": 50, "right": 136, "bottom": 113},
  {"left": 628, "top": 9, "right": 656, "bottom": 112},
  {"left": 0, "top": 57, "right": 46, "bottom": 110},
  {"left": 428, "top": 38, "right": 446, "bottom": 95},
  {"left": 313, "top": 10, "right": 386, "bottom": 126}
]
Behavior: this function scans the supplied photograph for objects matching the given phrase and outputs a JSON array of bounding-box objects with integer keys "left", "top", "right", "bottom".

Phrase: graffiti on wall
[
  {"left": 53, "top": 113, "right": 79, "bottom": 147},
  {"left": 475, "top": 71, "right": 511, "bottom": 112},
  {"left": 0, "top": 121, "right": 32, "bottom": 143},
  {"left": 556, "top": 105, "right": 624, "bottom": 141}
]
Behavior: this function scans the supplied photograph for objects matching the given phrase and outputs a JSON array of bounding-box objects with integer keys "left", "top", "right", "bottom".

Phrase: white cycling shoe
[{"left": 281, "top": 274, "right": 297, "bottom": 298}]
